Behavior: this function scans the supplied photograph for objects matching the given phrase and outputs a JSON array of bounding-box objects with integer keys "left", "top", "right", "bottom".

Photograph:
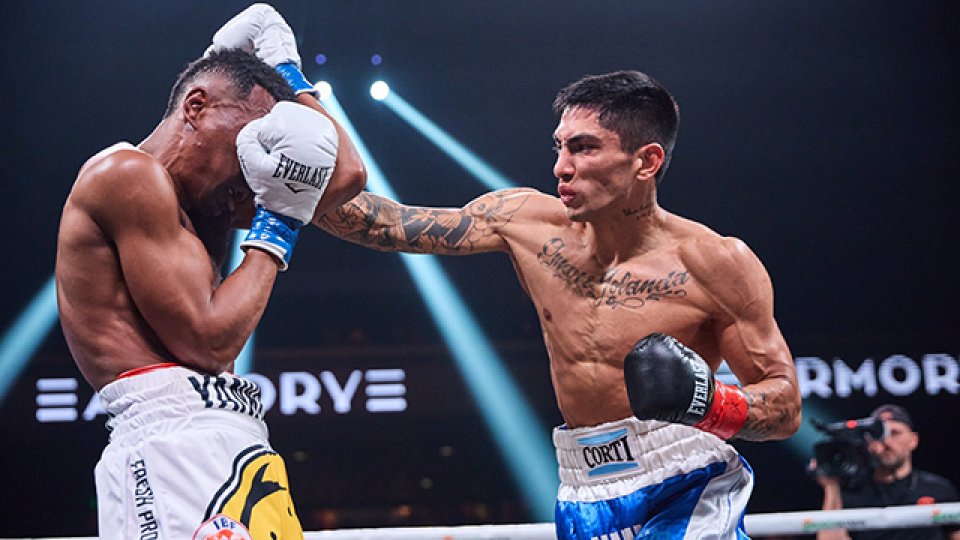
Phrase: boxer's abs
[{"left": 531, "top": 274, "right": 718, "bottom": 429}]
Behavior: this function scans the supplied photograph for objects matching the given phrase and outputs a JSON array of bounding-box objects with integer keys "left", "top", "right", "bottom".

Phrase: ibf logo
[
  {"left": 578, "top": 428, "right": 639, "bottom": 478},
  {"left": 34, "top": 369, "right": 407, "bottom": 423}
]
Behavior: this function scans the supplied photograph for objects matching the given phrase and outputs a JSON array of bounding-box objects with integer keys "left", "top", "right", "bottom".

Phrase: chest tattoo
[{"left": 536, "top": 238, "right": 689, "bottom": 309}]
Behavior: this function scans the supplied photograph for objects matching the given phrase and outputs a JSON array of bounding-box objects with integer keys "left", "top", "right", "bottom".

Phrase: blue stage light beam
[
  {"left": 229, "top": 229, "right": 255, "bottom": 375},
  {"left": 321, "top": 91, "right": 557, "bottom": 521},
  {"left": 788, "top": 399, "right": 842, "bottom": 461},
  {"left": 377, "top": 88, "right": 515, "bottom": 191},
  {"left": 0, "top": 237, "right": 262, "bottom": 405},
  {"left": 0, "top": 275, "right": 59, "bottom": 405},
  {"left": 319, "top": 91, "right": 399, "bottom": 199}
]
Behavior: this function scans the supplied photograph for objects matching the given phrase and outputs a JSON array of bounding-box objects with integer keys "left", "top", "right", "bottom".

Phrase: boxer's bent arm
[
  {"left": 92, "top": 151, "right": 279, "bottom": 373},
  {"left": 687, "top": 237, "right": 801, "bottom": 441},
  {"left": 314, "top": 188, "right": 535, "bottom": 255},
  {"left": 293, "top": 94, "right": 367, "bottom": 219}
]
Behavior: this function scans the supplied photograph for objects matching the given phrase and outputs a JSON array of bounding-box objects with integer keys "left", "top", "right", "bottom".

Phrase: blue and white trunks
[{"left": 554, "top": 417, "right": 753, "bottom": 539}]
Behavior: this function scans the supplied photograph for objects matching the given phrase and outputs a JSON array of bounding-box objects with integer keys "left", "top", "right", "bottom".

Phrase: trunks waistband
[
  {"left": 553, "top": 416, "right": 737, "bottom": 491},
  {"left": 116, "top": 362, "right": 179, "bottom": 380},
  {"left": 99, "top": 365, "right": 266, "bottom": 441}
]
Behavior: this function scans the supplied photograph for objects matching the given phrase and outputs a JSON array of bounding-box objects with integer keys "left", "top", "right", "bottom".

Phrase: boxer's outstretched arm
[
  {"left": 314, "top": 188, "right": 535, "bottom": 255},
  {"left": 685, "top": 237, "right": 801, "bottom": 441},
  {"left": 85, "top": 149, "right": 280, "bottom": 374}
]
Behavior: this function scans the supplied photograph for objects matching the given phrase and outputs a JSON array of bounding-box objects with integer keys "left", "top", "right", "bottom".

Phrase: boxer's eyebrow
[{"left": 553, "top": 133, "right": 603, "bottom": 152}]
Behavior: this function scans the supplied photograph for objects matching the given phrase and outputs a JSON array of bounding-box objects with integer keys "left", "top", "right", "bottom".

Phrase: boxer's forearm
[
  {"left": 737, "top": 376, "right": 801, "bottom": 441},
  {"left": 315, "top": 192, "right": 417, "bottom": 252},
  {"left": 315, "top": 191, "right": 501, "bottom": 255},
  {"left": 316, "top": 189, "right": 528, "bottom": 254},
  {"left": 185, "top": 249, "right": 279, "bottom": 373}
]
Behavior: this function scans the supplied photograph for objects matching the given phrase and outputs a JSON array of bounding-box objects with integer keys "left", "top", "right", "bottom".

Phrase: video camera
[{"left": 811, "top": 416, "right": 887, "bottom": 490}]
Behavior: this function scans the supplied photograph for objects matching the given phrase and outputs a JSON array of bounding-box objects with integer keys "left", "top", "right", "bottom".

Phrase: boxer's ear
[
  {"left": 182, "top": 87, "right": 209, "bottom": 130},
  {"left": 635, "top": 143, "right": 664, "bottom": 182}
]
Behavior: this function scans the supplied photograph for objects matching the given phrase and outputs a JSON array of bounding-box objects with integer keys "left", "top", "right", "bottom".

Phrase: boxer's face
[
  {"left": 552, "top": 107, "right": 640, "bottom": 222},
  {"left": 867, "top": 419, "right": 917, "bottom": 471},
  {"left": 182, "top": 80, "right": 275, "bottom": 218}
]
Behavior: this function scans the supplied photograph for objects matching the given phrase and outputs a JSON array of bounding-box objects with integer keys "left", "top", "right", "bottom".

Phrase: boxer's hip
[
  {"left": 99, "top": 363, "right": 267, "bottom": 444},
  {"left": 553, "top": 416, "right": 741, "bottom": 502},
  {"left": 94, "top": 365, "right": 300, "bottom": 539}
]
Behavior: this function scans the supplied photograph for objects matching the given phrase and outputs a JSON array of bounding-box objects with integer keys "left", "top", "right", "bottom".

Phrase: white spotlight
[
  {"left": 314, "top": 81, "right": 333, "bottom": 100},
  {"left": 370, "top": 81, "right": 390, "bottom": 101}
]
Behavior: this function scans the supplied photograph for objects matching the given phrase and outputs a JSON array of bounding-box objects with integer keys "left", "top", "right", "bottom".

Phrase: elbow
[
  {"left": 311, "top": 164, "right": 367, "bottom": 224},
  {"left": 172, "top": 333, "right": 244, "bottom": 375},
  {"left": 178, "top": 349, "right": 236, "bottom": 375},
  {"left": 788, "top": 380, "right": 803, "bottom": 435},
  {"left": 778, "top": 386, "right": 803, "bottom": 439},
  {"left": 343, "top": 162, "right": 366, "bottom": 200},
  {"left": 203, "top": 335, "right": 246, "bottom": 373},
  {"left": 784, "top": 404, "right": 802, "bottom": 438}
]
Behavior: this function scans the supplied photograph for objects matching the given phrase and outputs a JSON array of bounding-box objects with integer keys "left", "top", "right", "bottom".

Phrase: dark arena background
[{"left": 1, "top": 1, "right": 958, "bottom": 537}]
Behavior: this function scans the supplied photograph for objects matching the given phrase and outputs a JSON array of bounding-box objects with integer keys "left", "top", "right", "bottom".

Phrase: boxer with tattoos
[{"left": 316, "top": 70, "right": 800, "bottom": 539}]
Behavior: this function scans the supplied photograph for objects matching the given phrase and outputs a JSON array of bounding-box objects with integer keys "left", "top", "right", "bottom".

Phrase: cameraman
[{"left": 814, "top": 404, "right": 959, "bottom": 540}]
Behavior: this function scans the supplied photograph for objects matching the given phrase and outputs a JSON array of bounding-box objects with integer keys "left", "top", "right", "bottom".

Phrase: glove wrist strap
[
  {"left": 240, "top": 206, "right": 303, "bottom": 271},
  {"left": 276, "top": 63, "right": 316, "bottom": 96},
  {"left": 693, "top": 382, "right": 748, "bottom": 440}
]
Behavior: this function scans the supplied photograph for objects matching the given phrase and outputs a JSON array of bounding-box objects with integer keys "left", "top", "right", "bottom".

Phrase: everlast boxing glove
[
  {"left": 206, "top": 3, "right": 317, "bottom": 95},
  {"left": 624, "top": 333, "right": 748, "bottom": 440},
  {"left": 237, "top": 101, "right": 338, "bottom": 270}
]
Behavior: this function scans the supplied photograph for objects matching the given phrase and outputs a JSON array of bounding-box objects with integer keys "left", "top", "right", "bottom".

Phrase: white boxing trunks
[
  {"left": 94, "top": 364, "right": 303, "bottom": 540},
  {"left": 554, "top": 417, "right": 753, "bottom": 540}
]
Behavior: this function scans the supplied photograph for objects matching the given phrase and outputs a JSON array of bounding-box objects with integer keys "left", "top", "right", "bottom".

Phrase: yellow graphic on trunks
[{"left": 198, "top": 448, "right": 303, "bottom": 540}]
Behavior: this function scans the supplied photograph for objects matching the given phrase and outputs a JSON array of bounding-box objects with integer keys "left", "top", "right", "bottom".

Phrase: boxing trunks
[
  {"left": 554, "top": 417, "right": 753, "bottom": 539},
  {"left": 94, "top": 364, "right": 303, "bottom": 540}
]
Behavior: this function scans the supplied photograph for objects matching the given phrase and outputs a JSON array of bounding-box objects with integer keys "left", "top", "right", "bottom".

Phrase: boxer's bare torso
[
  {"left": 497, "top": 192, "right": 761, "bottom": 428},
  {"left": 318, "top": 189, "right": 795, "bottom": 434},
  {"left": 316, "top": 106, "right": 798, "bottom": 439},
  {"left": 56, "top": 77, "right": 282, "bottom": 391},
  {"left": 56, "top": 144, "right": 234, "bottom": 389}
]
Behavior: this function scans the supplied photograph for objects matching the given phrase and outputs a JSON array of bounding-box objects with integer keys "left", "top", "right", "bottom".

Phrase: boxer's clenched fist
[
  {"left": 206, "top": 3, "right": 315, "bottom": 95},
  {"left": 624, "top": 333, "right": 749, "bottom": 440},
  {"left": 205, "top": 3, "right": 300, "bottom": 68}
]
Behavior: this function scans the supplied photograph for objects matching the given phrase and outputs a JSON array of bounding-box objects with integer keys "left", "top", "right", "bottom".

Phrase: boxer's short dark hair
[
  {"left": 163, "top": 49, "right": 295, "bottom": 118},
  {"left": 553, "top": 70, "right": 680, "bottom": 183}
]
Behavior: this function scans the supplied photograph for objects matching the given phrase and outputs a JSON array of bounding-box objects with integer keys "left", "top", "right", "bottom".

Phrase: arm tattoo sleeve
[
  {"left": 316, "top": 190, "right": 530, "bottom": 254},
  {"left": 736, "top": 383, "right": 798, "bottom": 441}
]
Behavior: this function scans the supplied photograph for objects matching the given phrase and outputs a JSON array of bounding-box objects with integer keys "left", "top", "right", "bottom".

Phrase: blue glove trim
[
  {"left": 276, "top": 63, "right": 316, "bottom": 95},
  {"left": 244, "top": 206, "right": 303, "bottom": 268}
]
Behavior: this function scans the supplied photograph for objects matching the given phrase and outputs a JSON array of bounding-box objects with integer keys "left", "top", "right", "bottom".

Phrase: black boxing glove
[{"left": 624, "top": 333, "right": 748, "bottom": 440}]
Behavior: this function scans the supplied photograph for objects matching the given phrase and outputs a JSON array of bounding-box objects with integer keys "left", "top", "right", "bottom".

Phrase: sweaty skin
[
  {"left": 317, "top": 106, "right": 800, "bottom": 440},
  {"left": 56, "top": 76, "right": 364, "bottom": 391},
  {"left": 56, "top": 78, "right": 280, "bottom": 390}
]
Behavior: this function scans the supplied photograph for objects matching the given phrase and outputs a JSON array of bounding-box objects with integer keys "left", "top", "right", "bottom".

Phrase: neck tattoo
[{"left": 622, "top": 202, "right": 654, "bottom": 219}]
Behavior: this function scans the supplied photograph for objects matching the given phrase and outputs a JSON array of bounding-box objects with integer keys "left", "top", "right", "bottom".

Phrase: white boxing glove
[
  {"left": 237, "top": 101, "right": 338, "bottom": 269},
  {"left": 205, "top": 3, "right": 300, "bottom": 67},
  {"left": 205, "top": 3, "right": 316, "bottom": 94}
]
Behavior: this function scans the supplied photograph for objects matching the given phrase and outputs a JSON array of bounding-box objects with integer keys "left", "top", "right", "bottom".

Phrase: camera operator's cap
[{"left": 871, "top": 404, "right": 914, "bottom": 430}]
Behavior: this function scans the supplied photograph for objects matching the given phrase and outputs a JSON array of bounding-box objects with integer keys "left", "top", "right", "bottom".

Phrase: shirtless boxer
[
  {"left": 55, "top": 5, "right": 364, "bottom": 538},
  {"left": 316, "top": 71, "right": 800, "bottom": 538}
]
